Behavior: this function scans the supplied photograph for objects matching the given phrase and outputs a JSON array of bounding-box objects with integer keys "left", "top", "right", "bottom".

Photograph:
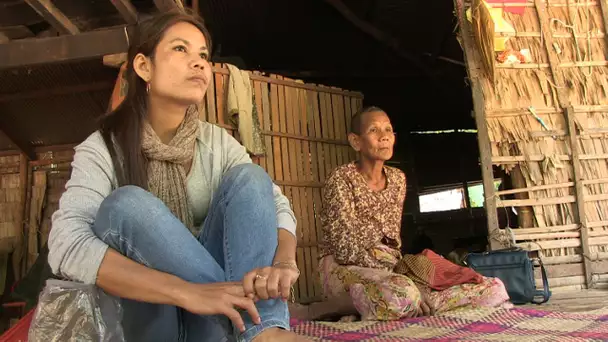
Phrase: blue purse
[{"left": 464, "top": 247, "right": 551, "bottom": 305}]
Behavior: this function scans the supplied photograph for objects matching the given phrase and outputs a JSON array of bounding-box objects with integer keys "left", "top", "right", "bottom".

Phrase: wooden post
[
  {"left": 566, "top": 106, "right": 593, "bottom": 288},
  {"left": 511, "top": 166, "right": 535, "bottom": 228},
  {"left": 12, "top": 153, "right": 28, "bottom": 280},
  {"left": 460, "top": 157, "right": 474, "bottom": 236},
  {"left": 192, "top": 0, "right": 199, "bottom": 14},
  {"left": 21, "top": 165, "right": 33, "bottom": 278},
  {"left": 534, "top": 0, "right": 593, "bottom": 288},
  {"left": 456, "top": 0, "right": 501, "bottom": 250},
  {"left": 461, "top": 160, "right": 472, "bottom": 211},
  {"left": 472, "top": 103, "right": 501, "bottom": 251}
]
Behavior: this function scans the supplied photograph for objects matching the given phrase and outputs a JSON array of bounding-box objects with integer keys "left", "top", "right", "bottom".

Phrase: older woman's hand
[
  {"left": 243, "top": 262, "right": 300, "bottom": 301},
  {"left": 418, "top": 291, "right": 436, "bottom": 317}
]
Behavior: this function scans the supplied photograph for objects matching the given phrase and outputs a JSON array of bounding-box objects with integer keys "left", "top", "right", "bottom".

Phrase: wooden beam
[
  {"left": 24, "top": 0, "right": 80, "bottom": 35},
  {"left": 110, "top": 0, "right": 138, "bottom": 25},
  {"left": 264, "top": 70, "right": 423, "bottom": 78},
  {"left": 0, "top": 26, "right": 35, "bottom": 40},
  {"left": 455, "top": 1, "right": 501, "bottom": 250},
  {"left": 153, "top": 0, "right": 183, "bottom": 12},
  {"left": 0, "top": 81, "right": 114, "bottom": 103},
  {"left": 534, "top": 0, "right": 593, "bottom": 288},
  {"left": 323, "top": 0, "right": 433, "bottom": 76},
  {"left": 0, "top": 26, "right": 132, "bottom": 70},
  {"left": 0, "top": 127, "right": 35, "bottom": 160},
  {"left": 423, "top": 53, "right": 466, "bottom": 66},
  {"left": 103, "top": 53, "right": 128, "bottom": 67},
  {"left": 0, "top": 143, "right": 77, "bottom": 158}
]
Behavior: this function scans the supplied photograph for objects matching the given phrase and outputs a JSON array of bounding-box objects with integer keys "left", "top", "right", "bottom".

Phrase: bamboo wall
[
  {"left": 0, "top": 66, "right": 362, "bottom": 304},
  {"left": 457, "top": 0, "right": 608, "bottom": 292},
  {"left": 0, "top": 155, "right": 21, "bottom": 255},
  {"left": 0, "top": 151, "right": 73, "bottom": 282}
]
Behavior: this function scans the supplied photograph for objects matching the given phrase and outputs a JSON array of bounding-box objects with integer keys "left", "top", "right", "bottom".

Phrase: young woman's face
[{"left": 138, "top": 21, "right": 212, "bottom": 106}]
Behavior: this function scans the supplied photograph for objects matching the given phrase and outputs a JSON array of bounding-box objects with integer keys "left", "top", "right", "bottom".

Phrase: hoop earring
[{"left": 146, "top": 83, "right": 151, "bottom": 93}]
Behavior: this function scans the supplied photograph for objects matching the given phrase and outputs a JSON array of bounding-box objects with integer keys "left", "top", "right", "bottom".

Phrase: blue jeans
[{"left": 92, "top": 164, "right": 289, "bottom": 342}]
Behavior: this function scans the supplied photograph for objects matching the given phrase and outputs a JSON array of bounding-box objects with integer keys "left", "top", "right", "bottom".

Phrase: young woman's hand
[
  {"left": 242, "top": 263, "right": 300, "bottom": 301},
  {"left": 176, "top": 282, "right": 260, "bottom": 332}
]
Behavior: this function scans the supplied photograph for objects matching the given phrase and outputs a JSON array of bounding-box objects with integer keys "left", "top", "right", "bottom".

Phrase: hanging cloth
[{"left": 226, "top": 64, "right": 266, "bottom": 156}]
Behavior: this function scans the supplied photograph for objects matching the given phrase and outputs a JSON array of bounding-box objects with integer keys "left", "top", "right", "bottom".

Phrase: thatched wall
[
  {"left": 457, "top": 0, "right": 608, "bottom": 292},
  {"left": 0, "top": 66, "right": 362, "bottom": 304}
]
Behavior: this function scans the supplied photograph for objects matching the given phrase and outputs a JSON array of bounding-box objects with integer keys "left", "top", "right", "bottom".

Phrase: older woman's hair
[{"left": 350, "top": 106, "right": 386, "bottom": 135}]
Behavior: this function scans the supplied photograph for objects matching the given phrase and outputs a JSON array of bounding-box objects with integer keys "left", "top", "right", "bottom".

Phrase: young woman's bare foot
[
  {"left": 338, "top": 314, "right": 359, "bottom": 322},
  {"left": 289, "top": 293, "right": 358, "bottom": 321},
  {"left": 252, "top": 328, "right": 312, "bottom": 342},
  {"left": 288, "top": 302, "right": 312, "bottom": 320}
]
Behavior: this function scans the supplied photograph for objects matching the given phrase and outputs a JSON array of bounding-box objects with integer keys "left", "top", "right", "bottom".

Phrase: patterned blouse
[{"left": 320, "top": 161, "right": 407, "bottom": 269}]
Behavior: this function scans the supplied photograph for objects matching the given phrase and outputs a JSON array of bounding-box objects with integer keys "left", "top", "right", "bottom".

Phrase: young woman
[
  {"left": 48, "top": 10, "right": 308, "bottom": 342},
  {"left": 317, "top": 106, "right": 511, "bottom": 321}
]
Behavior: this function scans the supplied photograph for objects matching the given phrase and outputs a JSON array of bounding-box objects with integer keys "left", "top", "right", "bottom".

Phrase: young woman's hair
[
  {"left": 100, "top": 10, "right": 212, "bottom": 188},
  {"left": 350, "top": 106, "right": 385, "bottom": 134}
]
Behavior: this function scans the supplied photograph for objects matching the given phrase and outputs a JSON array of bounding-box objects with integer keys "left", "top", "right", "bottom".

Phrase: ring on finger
[{"left": 255, "top": 274, "right": 267, "bottom": 281}]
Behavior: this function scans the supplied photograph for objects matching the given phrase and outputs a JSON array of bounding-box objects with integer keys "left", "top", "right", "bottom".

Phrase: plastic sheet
[{"left": 28, "top": 279, "right": 125, "bottom": 342}]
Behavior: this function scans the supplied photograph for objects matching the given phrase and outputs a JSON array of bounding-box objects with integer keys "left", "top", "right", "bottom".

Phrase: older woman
[{"left": 318, "top": 106, "right": 511, "bottom": 321}]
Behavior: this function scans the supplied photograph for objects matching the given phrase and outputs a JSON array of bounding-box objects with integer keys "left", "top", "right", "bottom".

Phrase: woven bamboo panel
[
  {"left": 0, "top": 66, "right": 363, "bottom": 303},
  {"left": 457, "top": 0, "right": 608, "bottom": 290},
  {"left": 0, "top": 155, "right": 21, "bottom": 253}
]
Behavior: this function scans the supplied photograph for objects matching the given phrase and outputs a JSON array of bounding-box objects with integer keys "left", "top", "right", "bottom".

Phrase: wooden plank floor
[{"left": 521, "top": 289, "right": 608, "bottom": 312}]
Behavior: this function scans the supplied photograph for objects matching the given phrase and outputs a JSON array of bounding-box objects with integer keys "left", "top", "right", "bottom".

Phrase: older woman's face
[
  {"left": 144, "top": 21, "right": 212, "bottom": 105},
  {"left": 353, "top": 111, "right": 395, "bottom": 161}
]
